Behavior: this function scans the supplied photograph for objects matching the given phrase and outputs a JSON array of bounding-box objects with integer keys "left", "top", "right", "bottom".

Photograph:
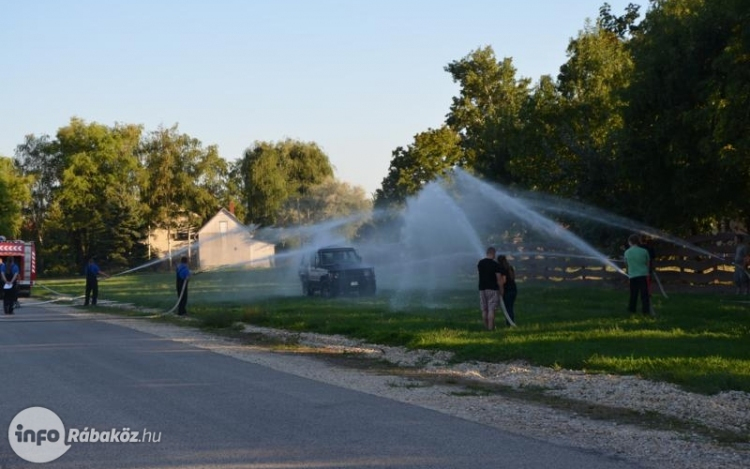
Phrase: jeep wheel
[
  {"left": 360, "top": 283, "right": 377, "bottom": 296},
  {"left": 300, "top": 277, "right": 315, "bottom": 296},
  {"left": 321, "top": 281, "right": 337, "bottom": 298}
]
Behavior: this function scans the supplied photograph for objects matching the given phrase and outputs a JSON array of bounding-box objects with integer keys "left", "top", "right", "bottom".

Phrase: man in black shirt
[{"left": 477, "top": 246, "right": 503, "bottom": 330}]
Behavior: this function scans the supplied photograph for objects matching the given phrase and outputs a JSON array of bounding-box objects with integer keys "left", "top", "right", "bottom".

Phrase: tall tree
[
  {"left": 622, "top": 0, "right": 750, "bottom": 232},
  {"left": 552, "top": 11, "right": 636, "bottom": 206},
  {"left": 375, "top": 126, "right": 462, "bottom": 209},
  {"left": 15, "top": 133, "right": 62, "bottom": 246},
  {"left": 0, "top": 156, "right": 32, "bottom": 238},
  {"left": 49, "top": 119, "right": 144, "bottom": 268},
  {"left": 278, "top": 178, "right": 371, "bottom": 226},
  {"left": 140, "top": 125, "right": 227, "bottom": 259},
  {"left": 238, "top": 139, "right": 333, "bottom": 226},
  {"left": 509, "top": 75, "right": 568, "bottom": 192},
  {"left": 445, "top": 47, "right": 531, "bottom": 184}
]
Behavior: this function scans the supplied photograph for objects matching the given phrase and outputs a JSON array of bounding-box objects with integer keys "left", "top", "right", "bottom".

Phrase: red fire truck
[{"left": 0, "top": 240, "right": 36, "bottom": 297}]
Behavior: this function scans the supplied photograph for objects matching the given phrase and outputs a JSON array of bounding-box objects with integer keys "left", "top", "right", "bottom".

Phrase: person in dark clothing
[
  {"left": 733, "top": 234, "right": 749, "bottom": 295},
  {"left": 0, "top": 257, "right": 4, "bottom": 305},
  {"left": 497, "top": 255, "right": 517, "bottom": 326},
  {"left": 477, "top": 247, "right": 503, "bottom": 331},
  {"left": 175, "top": 256, "right": 191, "bottom": 316},
  {"left": 84, "top": 257, "right": 109, "bottom": 306},
  {"left": 1, "top": 257, "right": 19, "bottom": 315},
  {"left": 639, "top": 236, "right": 656, "bottom": 297}
]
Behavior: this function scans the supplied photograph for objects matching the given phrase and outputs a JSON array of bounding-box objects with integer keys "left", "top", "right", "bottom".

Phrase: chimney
[{"left": 228, "top": 200, "right": 235, "bottom": 215}]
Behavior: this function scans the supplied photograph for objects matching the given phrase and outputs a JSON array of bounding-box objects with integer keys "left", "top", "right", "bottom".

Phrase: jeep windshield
[{"left": 320, "top": 249, "right": 360, "bottom": 266}]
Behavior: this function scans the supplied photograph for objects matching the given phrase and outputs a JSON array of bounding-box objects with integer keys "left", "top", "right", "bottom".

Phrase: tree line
[
  {"left": 2, "top": 0, "right": 748, "bottom": 273},
  {"left": 0, "top": 121, "right": 369, "bottom": 274},
  {"left": 375, "top": 0, "right": 750, "bottom": 236}
]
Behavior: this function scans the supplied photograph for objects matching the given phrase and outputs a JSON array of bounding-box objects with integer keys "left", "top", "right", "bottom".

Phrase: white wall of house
[
  {"left": 197, "top": 209, "right": 275, "bottom": 270},
  {"left": 146, "top": 226, "right": 192, "bottom": 263}
]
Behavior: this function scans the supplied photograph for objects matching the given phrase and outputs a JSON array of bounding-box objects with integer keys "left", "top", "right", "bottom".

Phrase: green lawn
[{"left": 34, "top": 268, "right": 750, "bottom": 395}]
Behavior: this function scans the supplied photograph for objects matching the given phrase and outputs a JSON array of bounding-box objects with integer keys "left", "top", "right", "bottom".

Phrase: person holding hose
[
  {"left": 176, "top": 256, "right": 191, "bottom": 316},
  {"left": 733, "top": 234, "right": 749, "bottom": 295},
  {"left": 624, "top": 234, "right": 652, "bottom": 316},
  {"left": 84, "top": 256, "right": 109, "bottom": 306},
  {"left": 497, "top": 255, "right": 517, "bottom": 326}
]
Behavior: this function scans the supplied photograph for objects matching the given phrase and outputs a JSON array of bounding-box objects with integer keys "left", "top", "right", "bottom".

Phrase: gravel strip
[{"left": 71, "top": 311, "right": 750, "bottom": 469}]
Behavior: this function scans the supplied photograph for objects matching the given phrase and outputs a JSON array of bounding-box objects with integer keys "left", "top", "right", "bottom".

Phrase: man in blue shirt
[
  {"left": 84, "top": 257, "right": 109, "bottom": 306},
  {"left": 1, "top": 256, "right": 20, "bottom": 315},
  {"left": 175, "top": 256, "right": 191, "bottom": 316}
]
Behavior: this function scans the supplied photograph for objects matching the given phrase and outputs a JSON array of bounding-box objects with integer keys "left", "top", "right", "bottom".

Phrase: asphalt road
[{"left": 0, "top": 302, "right": 643, "bottom": 469}]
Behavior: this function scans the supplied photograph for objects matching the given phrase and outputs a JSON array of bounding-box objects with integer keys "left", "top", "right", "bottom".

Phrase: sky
[{"left": 1, "top": 0, "right": 636, "bottom": 197}]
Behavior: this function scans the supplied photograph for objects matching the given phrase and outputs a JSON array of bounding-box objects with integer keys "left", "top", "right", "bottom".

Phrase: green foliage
[
  {"left": 598, "top": 2, "right": 642, "bottom": 38},
  {"left": 621, "top": 0, "right": 750, "bottom": 232},
  {"left": 376, "top": 0, "right": 750, "bottom": 238},
  {"left": 32, "top": 118, "right": 145, "bottom": 270},
  {"left": 445, "top": 47, "right": 531, "bottom": 184},
  {"left": 239, "top": 139, "right": 334, "bottom": 226},
  {"left": 0, "top": 156, "right": 32, "bottom": 237},
  {"left": 277, "top": 177, "right": 372, "bottom": 239},
  {"left": 15, "top": 133, "right": 63, "bottom": 243},
  {"left": 548, "top": 17, "right": 633, "bottom": 207},
  {"left": 374, "top": 126, "right": 462, "bottom": 209},
  {"left": 140, "top": 124, "right": 225, "bottom": 232}
]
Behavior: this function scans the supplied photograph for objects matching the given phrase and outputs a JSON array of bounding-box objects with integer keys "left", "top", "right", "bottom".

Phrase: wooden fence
[{"left": 509, "top": 232, "right": 738, "bottom": 286}]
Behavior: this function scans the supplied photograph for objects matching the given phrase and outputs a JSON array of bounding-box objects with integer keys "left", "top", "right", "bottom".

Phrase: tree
[
  {"left": 140, "top": 125, "right": 228, "bottom": 260},
  {"left": 15, "top": 133, "right": 62, "bottom": 245},
  {"left": 0, "top": 156, "right": 32, "bottom": 238},
  {"left": 622, "top": 0, "right": 750, "bottom": 232},
  {"left": 509, "top": 75, "right": 568, "bottom": 192},
  {"left": 192, "top": 143, "right": 231, "bottom": 219},
  {"left": 445, "top": 47, "right": 531, "bottom": 184},
  {"left": 279, "top": 178, "right": 371, "bottom": 225},
  {"left": 375, "top": 126, "right": 462, "bottom": 209},
  {"left": 48, "top": 118, "right": 144, "bottom": 269},
  {"left": 598, "top": 2, "right": 642, "bottom": 38},
  {"left": 238, "top": 139, "right": 334, "bottom": 226},
  {"left": 703, "top": 0, "right": 750, "bottom": 226},
  {"left": 552, "top": 13, "right": 636, "bottom": 207},
  {"left": 15, "top": 119, "right": 146, "bottom": 270}
]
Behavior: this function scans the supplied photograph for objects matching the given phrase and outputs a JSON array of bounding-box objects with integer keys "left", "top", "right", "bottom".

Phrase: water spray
[
  {"left": 523, "top": 190, "right": 731, "bottom": 265},
  {"left": 452, "top": 169, "right": 628, "bottom": 277}
]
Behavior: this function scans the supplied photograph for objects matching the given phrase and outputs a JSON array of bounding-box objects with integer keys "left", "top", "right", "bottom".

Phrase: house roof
[{"left": 197, "top": 207, "right": 247, "bottom": 235}]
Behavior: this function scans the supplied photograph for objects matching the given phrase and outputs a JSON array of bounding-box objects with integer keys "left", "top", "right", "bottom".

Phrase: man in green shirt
[{"left": 624, "top": 234, "right": 651, "bottom": 315}]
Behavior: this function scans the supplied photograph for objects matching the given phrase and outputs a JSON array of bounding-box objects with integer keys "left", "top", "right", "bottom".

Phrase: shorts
[{"left": 479, "top": 290, "right": 499, "bottom": 314}]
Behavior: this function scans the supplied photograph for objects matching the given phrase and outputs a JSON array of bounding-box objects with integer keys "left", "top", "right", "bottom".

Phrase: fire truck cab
[{"left": 0, "top": 240, "right": 36, "bottom": 297}]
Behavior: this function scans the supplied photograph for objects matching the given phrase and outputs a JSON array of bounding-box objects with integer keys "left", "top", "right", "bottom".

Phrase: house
[
  {"left": 145, "top": 218, "right": 194, "bottom": 269},
  {"left": 196, "top": 208, "right": 275, "bottom": 270}
]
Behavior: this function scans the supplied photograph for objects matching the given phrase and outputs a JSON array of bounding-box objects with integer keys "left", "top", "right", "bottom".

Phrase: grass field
[{"left": 33, "top": 267, "right": 750, "bottom": 395}]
